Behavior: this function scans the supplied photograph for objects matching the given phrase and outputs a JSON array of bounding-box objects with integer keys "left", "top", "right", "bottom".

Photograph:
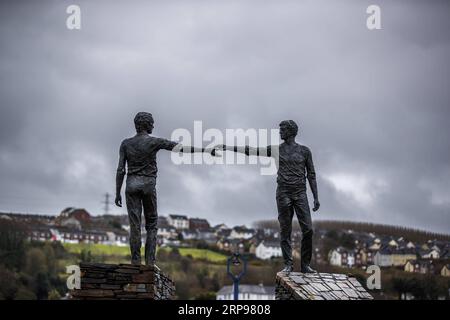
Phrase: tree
[
  {"left": 0, "top": 219, "right": 27, "bottom": 270},
  {"left": 43, "top": 243, "right": 57, "bottom": 275},
  {"left": 392, "top": 277, "right": 410, "bottom": 300},
  {"left": 48, "top": 289, "right": 61, "bottom": 300},
  {"left": 15, "top": 287, "right": 37, "bottom": 300},
  {"left": 34, "top": 272, "right": 49, "bottom": 300},
  {"left": 25, "top": 248, "right": 48, "bottom": 277},
  {"left": 0, "top": 265, "right": 18, "bottom": 299},
  {"left": 80, "top": 249, "right": 93, "bottom": 262}
]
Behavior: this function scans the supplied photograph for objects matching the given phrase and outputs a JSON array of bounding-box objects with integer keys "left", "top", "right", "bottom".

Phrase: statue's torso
[
  {"left": 277, "top": 142, "right": 310, "bottom": 190},
  {"left": 122, "top": 134, "right": 176, "bottom": 178}
]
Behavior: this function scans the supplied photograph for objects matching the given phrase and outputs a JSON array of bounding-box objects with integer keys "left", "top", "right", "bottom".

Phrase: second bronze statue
[{"left": 115, "top": 112, "right": 216, "bottom": 265}]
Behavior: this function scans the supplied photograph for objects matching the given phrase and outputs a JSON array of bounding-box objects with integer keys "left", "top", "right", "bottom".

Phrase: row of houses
[
  {"left": 404, "top": 259, "right": 450, "bottom": 277},
  {"left": 327, "top": 234, "right": 450, "bottom": 277}
]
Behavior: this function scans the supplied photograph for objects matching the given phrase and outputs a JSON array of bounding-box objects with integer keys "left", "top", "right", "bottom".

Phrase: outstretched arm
[
  {"left": 221, "top": 145, "right": 273, "bottom": 157},
  {"left": 157, "top": 138, "right": 217, "bottom": 156},
  {"left": 306, "top": 148, "right": 320, "bottom": 212},
  {"left": 172, "top": 144, "right": 217, "bottom": 156},
  {"left": 115, "top": 142, "right": 126, "bottom": 207}
]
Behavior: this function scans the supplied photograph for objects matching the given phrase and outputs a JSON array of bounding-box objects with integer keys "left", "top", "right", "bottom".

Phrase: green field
[{"left": 62, "top": 243, "right": 227, "bottom": 263}]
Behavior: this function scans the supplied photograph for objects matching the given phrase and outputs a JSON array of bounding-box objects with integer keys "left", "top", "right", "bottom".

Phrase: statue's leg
[
  {"left": 293, "top": 191, "right": 313, "bottom": 268},
  {"left": 276, "top": 188, "right": 295, "bottom": 268},
  {"left": 125, "top": 176, "right": 143, "bottom": 265},
  {"left": 142, "top": 179, "right": 158, "bottom": 266}
]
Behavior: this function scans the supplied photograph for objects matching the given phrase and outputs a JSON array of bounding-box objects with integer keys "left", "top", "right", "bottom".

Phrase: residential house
[
  {"left": 374, "top": 246, "right": 417, "bottom": 267},
  {"left": 217, "top": 284, "right": 275, "bottom": 300},
  {"left": 328, "top": 247, "right": 354, "bottom": 268},
  {"left": 189, "top": 218, "right": 210, "bottom": 231},
  {"left": 404, "top": 259, "right": 443, "bottom": 275},
  {"left": 354, "top": 248, "right": 368, "bottom": 267},
  {"left": 167, "top": 214, "right": 189, "bottom": 230},
  {"left": 57, "top": 207, "right": 91, "bottom": 224},
  {"left": 158, "top": 226, "right": 178, "bottom": 240},
  {"left": 255, "top": 241, "right": 282, "bottom": 260},
  {"left": 196, "top": 229, "right": 218, "bottom": 244},
  {"left": 106, "top": 230, "right": 128, "bottom": 246},
  {"left": 3, "top": 213, "right": 55, "bottom": 225},
  {"left": 180, "top": 230, "right": 198, "bottom": 241},
  {"left": 230, "top": 226, "right": 255, "bottom": 240},
  {"left": 441, "top": 265, "right": 450, "bottom": 277},
  {"left": 419, "top": 249, "right": 440, "bottom": 259},
  {"left": 217, "top": 238, "right": 245, "bottom": 253},
  {"left": 329, "top": 249, "right": 342, "bottom": 267},
  {"left": 29, "top": 225, "right": 53, "bottom": 242}
]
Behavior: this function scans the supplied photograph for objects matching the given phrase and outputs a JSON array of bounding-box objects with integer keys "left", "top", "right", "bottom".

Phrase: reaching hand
[
  {"left": 312, "top": 199, "right": 320, "bottom": 212},
  {"left": 207, "top": 144, "right": 225, "bottom": 157},
  {"left": 115, "top": 194, "right": 122, "bottom": 207}
]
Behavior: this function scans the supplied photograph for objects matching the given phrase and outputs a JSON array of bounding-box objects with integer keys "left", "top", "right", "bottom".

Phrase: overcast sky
[{"left": 0, "top": 0, "right": 449, "bottom": 233}]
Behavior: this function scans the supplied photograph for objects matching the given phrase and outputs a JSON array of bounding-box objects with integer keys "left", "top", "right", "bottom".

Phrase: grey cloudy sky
[{"left": 0, "top": 0, "right": 449, "bottom": 233}]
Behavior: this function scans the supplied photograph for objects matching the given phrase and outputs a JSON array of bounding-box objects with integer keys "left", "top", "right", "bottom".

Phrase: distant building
[
  {"left": 329, "top": 249, "right": 342, "bottom": 267},
  {"left": 213, "top": 223, "right": 229, "bottom": 231},
  {"left": 328, "top": 247, "right": 355, "bottom": 268},
  {"left": 189, "top": 218, "right": 210, "bottom": 231},
  {"left": 255, "top": 241, "right": 282, "bottom": 260},
  {"left": 441, "top": 265, "right": 450, "bottom": 277},
  {"left": 217, "top": 284, "right": 275, "bottom": 300},
  {"left": 158, "top": 226, "right": 178, "bottom": 240},
  {"left": 230, "top": 226, "right": 255, "bottom": 240},
  {"left": 419, "top": 249, "right": 440, "bottom": 259},
  {"left": 29, "top": 225, "right": 53, "bottom": 242},
  {"left": 106, "top": 231, "right": 128, "bottom": 246},
  {"left": 167, "top": 214, "right": 189, "bottom": 230},
  {"left": 196, "top": 229, "right": 218, "bottom": 244},
  {"left": 404, "top": 258, "right": 450, "bottom": 276},
  {"left": 217, "top": 238, "right": 245, "bottom": 253},
  {"left": 58, "top": 207, "right": 91, "bottom": 223},
  {"left": 2, "top": 212, "right": 55, "bottom": 225},
  {"left": 180, "top": 230, "right": 197, "bottom": 241},
  {"left": 374, "top": 247, "right": 417, "bottom": 267}
]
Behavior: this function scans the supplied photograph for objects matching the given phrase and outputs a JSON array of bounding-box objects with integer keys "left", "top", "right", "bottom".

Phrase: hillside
[{"left": 254, "top": 219, "right": 450, "bottom": 243}]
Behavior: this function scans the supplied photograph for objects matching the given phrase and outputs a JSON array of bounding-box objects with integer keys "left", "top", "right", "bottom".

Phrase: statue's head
[
  {"left": 279, "top": 120, "right": 298, "bottom": 140},
  {"left": 134, "top": 112, "right": 154, "bottom": 134}
]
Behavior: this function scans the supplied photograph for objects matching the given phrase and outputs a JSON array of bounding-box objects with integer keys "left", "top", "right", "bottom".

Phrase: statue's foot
[
  {"left": 131, "top": 259, "right": 142, "bottom": 265},
  {"left": 280, "top": 265, "right": 293, "bottom": 273},
  {"left": 300, "top": 264, "right": 317, "bottom": 273},
  {"left": 145, "top": 260, "right": 160, "bottom": 271}
]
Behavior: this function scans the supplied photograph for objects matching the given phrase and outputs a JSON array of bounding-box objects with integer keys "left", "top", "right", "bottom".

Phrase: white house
[
  {"left": 167, "top": 214, "right": 189, "bottom": 230},
  {"left": 255, "top": 241, "right": 282, "bottom": 260},
  {"left": 420, "top": 249, "right": 440, "bottom": 259},
  {"left": 158, "top": 226, "right": 178, "bottom": 239},
  {"left": 217, "top": 284, "right": 275, "bottom": 300},
  {"left": 329, "top": 249, "right": 342, "bottom": 266},
  {"left": 328, "top": 247, "right": 355, "bottom": 267},
  {"left": 180, "top": 230, "right": 197, "bottom": 240},
  {"left": 373, "top": 250, "right": 393, "bottom": 267},
  {"left": 229, "top": 226, "right": 255, "bottom": 240}
]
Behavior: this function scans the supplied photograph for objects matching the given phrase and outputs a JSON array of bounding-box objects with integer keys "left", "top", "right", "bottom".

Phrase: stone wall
[
  {"left": 70, "top": 263, "right": 175, "bottom": 300},
  {"left": 276, "top": 272, "right": 373, "bottom": 300}
]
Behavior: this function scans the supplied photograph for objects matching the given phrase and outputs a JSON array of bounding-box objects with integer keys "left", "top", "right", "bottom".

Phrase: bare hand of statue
[
  {"left": 313, "top": 199, "right": 320, "bottom": 212},
  {"left": 115, "top": 194, "right": 122, "bottom": 207},
  {"left": 209, "top": 144, "right": 226, "bottom": 157},
  {"left": 204, "top": 146, "right": 220, "bottom": 157}
]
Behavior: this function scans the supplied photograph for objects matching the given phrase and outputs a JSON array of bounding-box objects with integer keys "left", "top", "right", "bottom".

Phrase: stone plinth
[
  {"left": 276, "top": 272, "right": 373, "bottom": 300},
  {"left": 70, "top": 263, "right": 175, "bottom": 300}
]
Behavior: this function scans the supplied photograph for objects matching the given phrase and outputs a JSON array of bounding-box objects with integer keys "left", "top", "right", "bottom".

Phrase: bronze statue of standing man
[
  {"left": 115, "top": 112, "right": 215, "bottom": 265},
  {"left": 219, "top": 120, "right": 320, "bottom": 273}
]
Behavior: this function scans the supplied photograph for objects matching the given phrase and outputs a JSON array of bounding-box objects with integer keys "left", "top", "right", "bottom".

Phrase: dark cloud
[{"left": 0, "top": 0, "right": 449, "bottom": 232}]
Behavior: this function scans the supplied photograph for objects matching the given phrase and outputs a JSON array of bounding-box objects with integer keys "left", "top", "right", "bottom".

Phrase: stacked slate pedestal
[
  {"left": 70, "top": 263, "right": 175, "bottom": 300},
  {"left": 276, "top": 272, "right": 373, "bottom": 300}
]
